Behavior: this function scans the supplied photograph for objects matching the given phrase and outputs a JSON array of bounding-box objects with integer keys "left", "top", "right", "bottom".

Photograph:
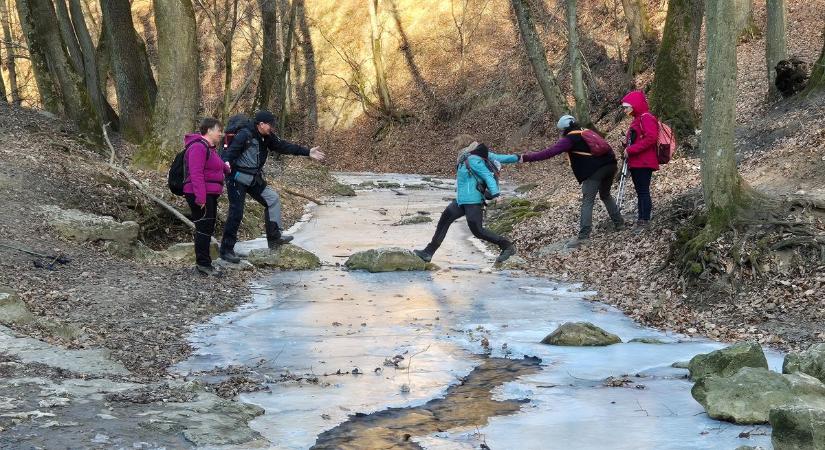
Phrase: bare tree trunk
[
  {"left": 566, "top": 0, "right": 590, "bottom": 127},
  {"left": 0, "top": 55, "right": 6, "bottom": 102},
  {"left": 734, "top": 0, "right": 759, "bottom": 41},
  {"left": 218, "top": 0, "right": 240, "bottom": 122},
  {"left": 101, "top": 0, "right": 156, "bottom": 142},
  {"left": 277, "top": 0, "right": 297, "bottom": 133},
  {"left": 765, "top": 0, "right": 787, "bottom": 99},
  {"left": 295, "top": 0, "right": 317, "bottom": 139},
  {"left": 700, "top": 0, "right": 746, "bottom": 226},
  {"left": 16, "top": 0, "right": 60, "bottom": 112},
  {"left": 367, "top": 0, "right": 394, "bottom": 118},
  {"left": 0, "top": 0, "right": 19, "bottom": 105},
  {"left": 510, "top": 0, "right": 568, "bottom": 119},
  {"left": 802, "top": 24, "right": 825, "bottom": 96},
  {"left": 255, "top": 0, "right": 280, "bottom": 111},
  {"left": 621, "top": 0, "right": 654, "bottom": 75},
  {"left": 146, "top": 0, "right": 199, "bottom": 161},
  {"left": 650, "top": 0, "right": 703, "bottom": 138},
  {"left": 52, "top": 0, "right": 84, "bottom": 74}
]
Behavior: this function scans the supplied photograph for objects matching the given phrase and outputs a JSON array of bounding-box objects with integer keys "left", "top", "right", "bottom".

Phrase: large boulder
[
  {"left": 164, "top": 242, "right": 220, "bottom": 261},
  {"left": 770, "top": 406, "right": 825, "bottom": 450},
  {"left": 247, "top": 245, "right": 320, "bottom": 270},
  {"left": 688, "top": 342, "right": 768, "bottom": 380},
  {"left": 345, "top": 248, "right": 427, "bottom": 272},
  {"left": 541, "top": 322, "right": 621, "bottom": 346},
  {"left": 691, "top": 367, "right": 825, "bottom": 424},
  {"left": 784, "top": 344, "right": 825, "bottom": 384},
  {"left": 43, "top": 205, "right": 139, "bottom": 244}
]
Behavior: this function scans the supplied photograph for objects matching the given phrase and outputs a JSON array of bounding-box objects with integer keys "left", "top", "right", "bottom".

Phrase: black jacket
[
  {"left": 222, "top": 124, "right": 310, "bottom": 175},
  {"left": 566, "top": 132, "right": 617, "bottom": 183}
]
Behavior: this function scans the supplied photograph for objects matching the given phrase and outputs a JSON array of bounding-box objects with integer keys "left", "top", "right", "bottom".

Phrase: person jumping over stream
[
  {"left": 413, "top": 139, "right": 519, "bottom": 264},
  {"left": 519, "top": 115, "right": 624, "bottom": 248},
  {"left": 219, "top": 111, "right": 325, "bottom": 263}
]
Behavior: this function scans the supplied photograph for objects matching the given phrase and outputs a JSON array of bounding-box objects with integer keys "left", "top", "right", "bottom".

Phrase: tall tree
[
  {"left": 0, "top": 52, "right": 6, "bottom": 102},
  {"left": 69, "top": 0, "right": 118, "bottom": 128},
  {"left": 650, "top": 0, "right": 703, "bottom": 138},
  {"left": 510, "top": 0, "right": 568, "bottom": 119},
  {"left": 0, "top": 0, "right": 20, "bottom": 105},
  {"left": 195, "top": 0, "right": 240, "bottom": 121},
  {"left": 621, "top": 0, "right": 655, "bottom": 75},
  {"left": 566, "top": 0, "right": 590, "bottom": 127},
  {"left": 147, "top": 0, "right": 199, "bottom": 160},
  {"left": 101, "top": 0, "right": 156, "bottom": 141},
  {"left": 734, "top": 0, "right": 758, "bottom": 41},
  {"left": 16, "top": 0, "right": 60, "bottom": 112},
  {"left": 295, "top": 0, "right": 317, "bottom": 139},
  {"left": 765, "top": 0, "right": 787, "bottom": 99},
  {"left": 276, "top": 0, "right": 296, "bottom": 132},
  {"left": 801, "top": 24, "right": 825, "bottom": 96},
  {"left": 254, "top": 0, "right": 280, "bottom": 111},
  {"left": 367, "top": 0, "right": 394, "bottom": 119}
]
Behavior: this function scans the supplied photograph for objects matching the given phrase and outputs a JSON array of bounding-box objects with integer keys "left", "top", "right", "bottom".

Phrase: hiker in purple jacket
[
  {"left": 520, "top": 115, "right": 625, "bottom": 248},
  {"left": 183, "top": 118, "right": 230, "bottom": 276}
]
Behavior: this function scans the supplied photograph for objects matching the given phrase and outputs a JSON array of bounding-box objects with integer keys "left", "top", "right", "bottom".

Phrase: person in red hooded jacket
[{"left": 621, "top": 90, "right": 659, "bottom": 230}]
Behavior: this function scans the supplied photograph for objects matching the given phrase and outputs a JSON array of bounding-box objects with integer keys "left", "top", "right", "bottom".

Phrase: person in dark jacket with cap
[
  {"left": 520, "top": 115, "right": 624, "bottom": 248},
  {"left": 219, "top": 110, "right": 325, "bottom": 263}
]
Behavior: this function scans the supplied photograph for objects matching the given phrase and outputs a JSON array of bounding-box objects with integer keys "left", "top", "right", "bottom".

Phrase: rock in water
[
  {"left": 331, "top": 182, "right": 356, "bottom": 197},
  {"left": 247, "top": 245, "right": 321, "bottom": 270},
  {"left": 688, "top": 342, "right": 768, "bottom": 380},
  {"left": 391, "top": 215, "right": 432, "bottom": 226},
  {"left": 784, "top": 343, "right": 825, "bottom": 384},
  {"left": 43, "top": 205, "right": 139, "bottom": 244},
  {"left": 345, "top": 248, "right": 427, "bottom": 272},
  {"left": 691, "top": 367, "right": 825, "bottom": 424},
  {"left": 541, "top": 322, "right": 621, "bottom": 346},
  {"left": 770, "top": 406, "right": 825, "bottom": 450},
  {"left": 629, "top": 337, "right": 667, "bottom": 344}
]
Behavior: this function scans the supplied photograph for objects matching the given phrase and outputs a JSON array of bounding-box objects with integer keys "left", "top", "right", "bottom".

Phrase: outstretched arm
[
  {"left": 489, "top": 152, "right": 520, "bottom": 165},
  {"left": 520, "top": 137, "right": 573, "bottom": 162}
]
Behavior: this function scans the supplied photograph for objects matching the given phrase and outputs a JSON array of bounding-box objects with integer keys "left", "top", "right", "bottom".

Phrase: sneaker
[
  {"left": 219, "top": 248, "right": 241, "bottom": 264},
  {"left": 565, "top": 238, "right": 590, "bottom": 249},
  {"left": 495, "top": 244, "right": 517, "bottom": 264},
  {"left": 413, "top": 249, "right": 432, "bottom": 262},
  {"left": 196, "top": 264, "right": 223, "bottom": 277},
  {"left": 267, "top": 235, "right": 294, "bottom": 249}
]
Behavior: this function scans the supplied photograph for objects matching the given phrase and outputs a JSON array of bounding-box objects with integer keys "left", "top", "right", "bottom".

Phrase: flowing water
[{"left": 176, "top": 173, "right": 778, "bottom": 450}]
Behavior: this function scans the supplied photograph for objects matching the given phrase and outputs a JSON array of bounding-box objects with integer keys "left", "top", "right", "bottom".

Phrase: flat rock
[
  {"left": 345, "top": 248, "right": 428, "bottom": 272},
  {"left": 164, "top": 242, "right": 220, "bottom": 261},
  {"left": 629, "top": 338, "right": 667, "bottom": 344},
  {"left": 247, "top": 245, "right": 321, "bottom": 270},
  {"left": 691, "top": 367, "right": 825, "bottom": 424},
  {"left": 784, "top": 343, "right": 825, "bottom": 384},
  {"left": 688, "top": 342, "right": 768, "bottom": 380},
  {"left": 770, "top": 406, "right": 825, "bottom": 450},
  {"left": 392, "top": 215, "right": 432, "bottom": 226},
  {"left": 0, "top": 287, "right": 34, "bottom": 326},
  {"left": 541, "top": 322, "right": 621, "bottom": 346},
  {"left": 43, "top": 205, "right": 139, "bottom": 244},
  {"left": 331, "top": 182, "right": 357, "bottom": 197}
]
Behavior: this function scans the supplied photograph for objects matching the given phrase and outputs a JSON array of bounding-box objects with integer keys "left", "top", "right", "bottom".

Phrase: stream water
[{"left": 176, "top": 173, "right": 778, "bottom": 450}]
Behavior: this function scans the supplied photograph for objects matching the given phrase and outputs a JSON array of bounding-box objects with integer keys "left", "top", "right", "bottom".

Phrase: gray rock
[
  {"left": 0, "top": 287, "right": 34, "bottom": 326},
  {"left": 345, "top": 248, "right": 428, "bottom": 273},
  {"left": 691, "top": 367, "right": 825, "bottom": 424},
  {"left": 247, "top": 245, "right": 321, "bottom": 270},
  {"left": 43, "top": 205, "right": 139, "bottom": 244},
  {"left": 392, "top": 215, "right": 433, "bottom": 226},
  {"left": 734, "top": 447, "right": 766, "bottom": 450},
  {"left": 541, "top": 322, "right": 622, "bottom": 346},
  {"left": 784, "top": 343, "right": 825, "bottom": 384},
  {"left": 331, "top": 182, "right": 357, "bottom": 197},
  {"left": 164, "top": 242, "right": 220, "bottom": 261},
  {"left": 688, "top": 342, "right": 768, "bottom": 380},
  {"left": 629, "top": 338, "right": 667, "bottom": 344},
  {"left": 672, "top": 360, "right": 691, "bottom": 369},
  {"left": 498, "top": 256, "right": 528, "bottom": 270},
  {"left": 770, "top": 406, "right": 825, "bottom": 450}
]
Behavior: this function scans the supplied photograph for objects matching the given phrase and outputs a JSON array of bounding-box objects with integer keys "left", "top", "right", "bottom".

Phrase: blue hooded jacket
[{"left": 455, "top": 145, "right": 518, "bottom": 205}]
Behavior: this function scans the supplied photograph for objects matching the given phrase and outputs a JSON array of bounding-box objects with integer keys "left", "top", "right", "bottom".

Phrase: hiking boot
[
  {"left": 219, "top": 248, "right": 241, "bottom": 264},
  {"left": 633, "top": 220, "right": 650, "bottom": 233},
  {"left": 565, "top": 237, "right": 591, "bottom": 249},
  {"left": 613, "top": 219, "right": 626, "bottom": 232},
  {"left": 267, "top": 235, "right": 294, "bottom": 250},
  {"left": 495, "top": 244, "right": 517, "bottom": 264},
  {"left": 196, "top": 264, "right": 223, "bottom": 277},
  {"left": 413, "top": 249, "right": 432, "bottom": 263}
]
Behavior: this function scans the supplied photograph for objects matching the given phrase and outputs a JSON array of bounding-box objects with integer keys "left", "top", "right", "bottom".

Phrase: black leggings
[
  {"left": 185, "top": 194, "right": 218, "bottom": 267},
  {"left": 630, "top": 168, "right": 653, "bottom": 221},
  {"left": 423, "top": 201, "right": 511, "bottom": 256}
]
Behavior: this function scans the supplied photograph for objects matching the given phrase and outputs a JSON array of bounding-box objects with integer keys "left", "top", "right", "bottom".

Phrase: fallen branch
[{"left": 271, "top": 183, "right": 324, "bottom": 205}]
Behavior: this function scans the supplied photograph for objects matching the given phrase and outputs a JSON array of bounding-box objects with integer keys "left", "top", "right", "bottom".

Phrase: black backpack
[
  {"left": 222, "top": 114, "right": 252, "bottom": 153},
  {"left": 168, "top": 138, "right": 210, "bottom": 196},
  {"left": 457, "top": 146, "right": 501, "bottom": 200}
]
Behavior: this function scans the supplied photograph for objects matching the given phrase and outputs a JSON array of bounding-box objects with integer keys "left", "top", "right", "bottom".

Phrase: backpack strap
[
  {"left": 565, "top": 130, "right": 593, "bottom": 157},
  {"left": 183, "top": 138, "right": 212, "bottom": 185}
]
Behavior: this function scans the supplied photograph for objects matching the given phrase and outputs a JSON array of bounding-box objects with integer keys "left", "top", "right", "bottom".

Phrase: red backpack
[
  {"left": 567, "top": 129, "right": 614, "bottom": 157},
  {"left": 640, "top": 113, "right": 677, "bottom": 164}
]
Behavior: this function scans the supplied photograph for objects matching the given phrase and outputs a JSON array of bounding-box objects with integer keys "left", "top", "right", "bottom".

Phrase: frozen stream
[{"left": 176, "top": 173, "right": 778, "bottom": 450}]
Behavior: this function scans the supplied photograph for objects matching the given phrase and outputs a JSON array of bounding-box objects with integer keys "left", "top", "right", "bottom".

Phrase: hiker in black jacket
[{"left": 219, "top": 111, "right": 325, "bottom": 263}]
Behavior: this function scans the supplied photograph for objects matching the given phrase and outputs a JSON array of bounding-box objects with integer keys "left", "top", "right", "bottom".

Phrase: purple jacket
[
  {"left": 182, "top": 134, "right": 229, "bottom": 204},
  {"left": 522, "top": 133, "right": 616, "bottom": 183}
]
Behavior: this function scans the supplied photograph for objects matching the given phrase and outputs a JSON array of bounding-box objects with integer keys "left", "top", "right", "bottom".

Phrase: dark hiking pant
[
  {"left": 423, "top": 201, "right": 511, "bottom": 256},
  {"left": 580, "top": 164, "right": 623, "bottom": 239},
  {"left": 630, "top": 168, "right": 654, "bottom": 221},
  {"left": 221, "top": 176, "right": 283, "bottom": 252},
  {"left": 185, "top": 194, "right": 219, "bottom": 267}
]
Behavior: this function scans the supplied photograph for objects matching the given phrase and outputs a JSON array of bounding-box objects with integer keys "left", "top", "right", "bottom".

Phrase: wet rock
[
  {"left": 498, "top": 256, "right": 528, "bottom": 270},
  {"left": 769, "top": 405, "right": 825, "bottom": 450},
  {"left": 629, "top": 338, "right": 667, "bottom": 344},
  {"left": 164, "top": 242, "right": 220, "bottom": 261},
  {"left": 345, "top": 248, "right": 428, "bottom": 272},
  {"left": 735, "top": 446, "right": 766, "bottom": 450},
  {"left": 214, "top": 258, "right": 255, "bottom": 271},
  {"left": 783, "top": 343, "right": 825, "bottom": 384},
  {"left": 0, "top": 287, "right": 35, "bottom": 326},
  {"left": 688, "top": 342, "right": 768, "bottom": 381},
  {"left": 541, "top": 322, "right": 621, "bottom": 346},
  {"left": 672, "top": 360, "right": 690, "bottom": 369},
  {"left": 43, "top": 205, "right": 139, "bottom": 244},
  {"left": 691, "top": 367, "right": 825, "bottom": 424},
  {"left": 331, "top": 182, "right": 357, "bottom": 197},
  {"left": 392, "top": 215, "right": 432, "bottom": 226},
  {"left": 247, "top": 245, "right": 321, "bottom": 270}
]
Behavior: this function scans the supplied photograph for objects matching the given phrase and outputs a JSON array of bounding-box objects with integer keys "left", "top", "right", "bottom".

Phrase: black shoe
[
  {"left": 219, "top": 248, "right": 241, "bottom": 263},
  {"left": 495, "top": 244, "right": 516, "bottom": 264},
  {"left": 413, "top": 249, "right": 432, "bottom": 262},
  {"left": 196, "top": 264, "right": 223, "bottom": 277},
  {"left": 267, "top": 235, "right": 294, "bottom": 250}
]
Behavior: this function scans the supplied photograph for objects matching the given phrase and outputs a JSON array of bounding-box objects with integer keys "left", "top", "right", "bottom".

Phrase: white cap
[
  {"left": 621, "top": 102, "right": 632, "bottom": 108},
  {"left": 556, "top": 115, "right": 576, "bottom": 130}
]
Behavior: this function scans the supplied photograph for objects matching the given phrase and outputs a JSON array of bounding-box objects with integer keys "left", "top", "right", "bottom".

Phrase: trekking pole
[{"left": 617, "top": 159, "right": 628, "bottom": 212}]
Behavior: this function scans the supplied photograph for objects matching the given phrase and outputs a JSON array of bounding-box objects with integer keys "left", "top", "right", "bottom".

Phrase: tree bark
[
  {"left": 147, "top": 0, "right": 199, "bottom": 160},
  {"left": 510, "top": 0, "right": 568, "bottom": 119},
  {"left": 802, "top": 24, "right": 825, "bottom": 95},
  {"left": 217, "top": 0, "right": 240, "bottom": 122},
  {"left": 700, "top": 0, "right": 745, "bottom": 224},
  {"left": 101, "top": 0, "right": 156, "bottom": 141},
  {"left": 16, "top": 0, "right": 61, "bottom": 112},
  {"left": 566, "top": 0, "right": 590, "bottom": 127},
  {"left": 367, "top": 0, "right": 394, "bottom": 118},
  {"left": 650, "top": 0, "right": 703, "bottom": 138},
  {"left": 52, "top": 0, "right": 84, "bottom": 74},
  {"left": 277, "top": 0, "right": 297, "bottom": 133},
  {"left": 295, "top": 0, "right": 317, "bottom": 139},
  {"left": 734, "top": 0, "right": 758, "bottom": 41},
  {"left": 621, "top": 0, "right": 654, "bottom": 75},
  {"left": 0, "top": 0, "right": 19, "bottom": 105},
  {"left": 0, "top": 53, "right": 6, "bottom": 102},
  {"left": 255, "top": 0, "right": 280, "bottom": 111},
  {"left": 765, "top": 0, "right": 787, "bottom": 99}
]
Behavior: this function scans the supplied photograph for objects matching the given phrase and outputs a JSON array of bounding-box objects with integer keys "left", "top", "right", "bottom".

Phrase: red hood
[{"left": 622, "top": 90, "right": 650, "bottom": 116}]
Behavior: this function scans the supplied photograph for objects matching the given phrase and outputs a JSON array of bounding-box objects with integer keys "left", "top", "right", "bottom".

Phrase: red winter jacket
[
  {"left": 182, "top": 134, "right": 230, "bottom": 205},
  {"left": 622, "top": 91, "right": 660, "bottom": 171}
]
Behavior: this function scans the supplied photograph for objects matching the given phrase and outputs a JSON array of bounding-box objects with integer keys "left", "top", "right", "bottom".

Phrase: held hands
[{"left": 309, "top": 147, "right": 326, "bottom": 161}]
